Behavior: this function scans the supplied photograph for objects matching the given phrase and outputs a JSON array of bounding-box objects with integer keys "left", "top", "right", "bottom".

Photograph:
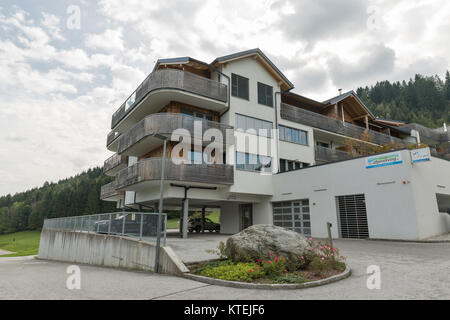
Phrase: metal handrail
[{"left": 42, "top": 212, "right": 167, "bottom": 244}]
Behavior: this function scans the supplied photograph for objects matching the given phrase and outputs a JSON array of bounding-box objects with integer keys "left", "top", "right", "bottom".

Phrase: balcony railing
[
  {"left": 403, "top": 123, "right": 450, "bottom": 144},
  {"left": 111, "top": 69, "right": 228, "bottom": 129},
  {"left": 315, "top": 145, "right": 352, "bottom": 163},
  {"left": 117, "top": 113, "right": 234, "bottom": 155},
  {"left": 115, "top": 158, "right": 234, "bottom": 189},
  {"left": 100, "top": 181, "right": 124, "bottom": 200},
  {"left": 107, "top": 131, "right": 121, "bottom": 147},
  {"left": 103, "top": 153, "right": 127, "bottom": 174},
  {"left": 280, "top": 103, "right": 405, "bottom": 146}
]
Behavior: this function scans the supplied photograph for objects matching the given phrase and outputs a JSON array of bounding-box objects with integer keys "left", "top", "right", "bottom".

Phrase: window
[
  {"left": 257, "top": 82, "right": 273, "bottom": 107},
  {"left": 236, "top": 152, "right": 272, "bottom": 172},
  {"left": 279, "top": 125, "right": 308, "bottom": 145},
  {"left": 180, "top": 108, "right": 213, "bottom": 121},
  {"left": 231, "top": 73, "right": 249, "bottom": 100},
  {"left": 316, "top": 141, "right": 330, "bottom": 148},
  {"left": 279, "top": 159, "right": 310, "bottom": 173},
  {"left": 235, "top": 114, "right": 273, "bottom": 137}
]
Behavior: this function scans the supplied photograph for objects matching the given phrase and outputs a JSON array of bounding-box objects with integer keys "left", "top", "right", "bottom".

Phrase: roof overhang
[
  {"left": 323, "top": 90, "right": 376, "bottom": 121},
  {"left": 211, "top": 48, "right": 294, "bottom": 92}
]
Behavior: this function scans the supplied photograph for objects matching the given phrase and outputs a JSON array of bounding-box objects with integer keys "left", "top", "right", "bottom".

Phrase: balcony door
[{"left": 239, "top": 204, "right": 253, "bottom": 231}]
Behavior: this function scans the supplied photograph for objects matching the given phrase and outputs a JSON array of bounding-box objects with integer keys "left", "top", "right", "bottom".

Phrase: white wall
[
  {"left": 410, "top": 156, "right": 450, "bottom": 238},
  {"left": 272, "top": 150, "right": 422, "bottom": 240}
]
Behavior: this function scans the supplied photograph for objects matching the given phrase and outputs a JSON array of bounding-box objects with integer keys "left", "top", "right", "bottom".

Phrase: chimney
[{"left": 338, "top": 88, "right": 342, "bottom": 95}]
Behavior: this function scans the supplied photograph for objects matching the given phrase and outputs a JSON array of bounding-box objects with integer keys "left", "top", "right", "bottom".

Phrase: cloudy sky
[{"left": 1, "top": 0, "right": 449, "bottom": 196}]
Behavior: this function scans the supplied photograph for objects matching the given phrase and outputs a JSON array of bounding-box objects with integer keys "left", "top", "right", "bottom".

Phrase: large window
[
  {"left": 231, "top": 73, "right": 249, "bottom": 100},
  {"left": 279, "top": 159, "right": 309, "bottom": 173},
  {"left": 279, "top": 125, "right": 308, "bottom": 145},
  {"left": 235, "top": 114, "right": 273, "bottom": 137},
  {"left": 257, "top": 82, "right": 273, "bottom": 107},
  {"left": 236, "top": 152, "right": 272, "bottom": 172}
]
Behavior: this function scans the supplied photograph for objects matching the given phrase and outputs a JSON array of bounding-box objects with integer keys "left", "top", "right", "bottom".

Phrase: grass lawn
[
  {"left": 0, "top": 231, "right": 41, "bottom": 257},
  {"left": 166, "top": 210, "right": 220, "bottom": 229}
]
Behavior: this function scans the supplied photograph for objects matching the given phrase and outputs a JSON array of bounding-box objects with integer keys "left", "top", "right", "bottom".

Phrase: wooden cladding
[
  {"left": 280, "top": 103, "right": 404, "bottom": 146},
  {"left": 116, "top": 112, "right": 234, "bottom": 155},
  {"left": 111, "top": 69, "right": 228, "bottom": 129},
  {"left": 115, "top": 158, "right": 234, "bottom": 189}
]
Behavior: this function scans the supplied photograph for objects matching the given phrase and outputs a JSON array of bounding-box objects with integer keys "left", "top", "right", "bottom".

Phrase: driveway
[{"left": 1, "top": 239, "right": 449, "bottom": 299}]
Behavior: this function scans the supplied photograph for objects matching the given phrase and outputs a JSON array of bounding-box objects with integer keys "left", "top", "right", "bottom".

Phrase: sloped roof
[
  {"left": 211, "top": 48, "right": 294, "bottom": 91},
  {"left": 322, "top": 90, "right": 375, "bottom": 120}
]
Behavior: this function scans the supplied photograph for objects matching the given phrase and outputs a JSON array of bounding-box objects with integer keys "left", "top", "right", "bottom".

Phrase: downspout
[
  {"left": 207, "top": 64, "right": 230, "bottom": 118},
  {"left": 274, "top": 92, "right": 281, "bottom": 173}
]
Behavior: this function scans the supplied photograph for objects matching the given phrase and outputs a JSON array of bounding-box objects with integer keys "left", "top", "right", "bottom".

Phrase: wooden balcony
[
  {"left": 115, "top": 158, "right": 234, "bottom": 189},
  {"left": 103, "top": 153, "right": 127, "bottom": 176},
  {"left": 117, "top": 113, "right": 234, "bottom": 157},
  {"left": 280, "top": 103, "right": 405, "bottom": 146},
  {"left": 100, "top": 181, "right": 124, "bottom": 201},
  {"left": 111, "top": 69, "right": 228, "bottom": 130}
]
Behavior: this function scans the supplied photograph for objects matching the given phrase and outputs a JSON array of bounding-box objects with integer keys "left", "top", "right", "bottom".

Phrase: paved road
[{"left": 1, "top": 239, "right": 449, "bottom": 300}]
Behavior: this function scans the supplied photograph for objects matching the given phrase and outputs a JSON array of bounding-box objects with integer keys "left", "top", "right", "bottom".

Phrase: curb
[
  {"left": 182, "top": 266, "right": 351, "bottom": 290},
  {"left": 366, "top": 238, "right": 450, "bottom": 244}
]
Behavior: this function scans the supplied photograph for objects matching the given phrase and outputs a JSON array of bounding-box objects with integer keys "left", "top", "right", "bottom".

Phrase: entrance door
[{"left": 239, "top": 204, "right": 253, "bottom": 231}]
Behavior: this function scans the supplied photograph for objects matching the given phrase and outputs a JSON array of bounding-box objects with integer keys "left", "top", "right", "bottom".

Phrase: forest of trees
[
  {"left": 0, "top": 168, "right": 117, "bottom": 234},
  {"left": 357, "top": 71, "right": 450, "bottom": 128}
]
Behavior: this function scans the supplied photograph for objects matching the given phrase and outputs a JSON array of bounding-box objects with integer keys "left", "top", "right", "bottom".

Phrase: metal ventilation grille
[{"left": 336, "top": 194, "right": 369, "bottom": 239}]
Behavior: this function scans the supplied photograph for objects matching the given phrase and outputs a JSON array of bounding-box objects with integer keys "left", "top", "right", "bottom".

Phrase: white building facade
[{"left": 101, "top": 49, "right": 450, "bottom": 241}]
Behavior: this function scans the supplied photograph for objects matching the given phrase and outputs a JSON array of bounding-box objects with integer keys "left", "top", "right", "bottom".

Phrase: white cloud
[
  {"left": 0, "top": 0, "right": 449, "bottom": 196},
  {"left": 85, "top": 28, "right": 124, "bottom": 52}
]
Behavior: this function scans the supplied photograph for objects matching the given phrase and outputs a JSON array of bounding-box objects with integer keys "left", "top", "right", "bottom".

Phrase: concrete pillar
[
  {"left": 182, "top": 198, "right": 189, "bottom": 239},
  {"left": 201, "top": 206, "right": 206, "bottom": 233}
]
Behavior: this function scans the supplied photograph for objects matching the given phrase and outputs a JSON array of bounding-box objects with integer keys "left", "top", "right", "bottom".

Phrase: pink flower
[
  {"left": 309, "top": 238, "right": 312, "bottom": 241},
  {"left": 267, "top": 260, "right": 272, "bottom": 264}
]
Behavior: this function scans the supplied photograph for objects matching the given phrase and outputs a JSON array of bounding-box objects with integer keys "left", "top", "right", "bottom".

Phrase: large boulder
[{"left": 226, "top": 224, "right": 313, "bottom": 269}]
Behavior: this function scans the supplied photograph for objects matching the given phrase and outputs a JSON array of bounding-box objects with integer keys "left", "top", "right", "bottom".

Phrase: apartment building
[{"left": 101, "top": 49, "right": 450, "bottom": 240}]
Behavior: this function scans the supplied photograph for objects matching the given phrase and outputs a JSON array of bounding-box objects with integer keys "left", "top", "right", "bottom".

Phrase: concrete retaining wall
[{"left": 38, "top": 229, "right": 189, "bottom": 275}]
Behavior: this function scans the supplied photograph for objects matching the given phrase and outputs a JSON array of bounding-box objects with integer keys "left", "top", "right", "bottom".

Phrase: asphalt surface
[{"left": 0, "top": 239, "right": 449, "bottom": 300}]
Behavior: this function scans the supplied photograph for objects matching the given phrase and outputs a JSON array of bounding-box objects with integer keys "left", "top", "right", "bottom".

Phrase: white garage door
[{"left": 272, "top": 200, "right": 311, "bottom": 236}]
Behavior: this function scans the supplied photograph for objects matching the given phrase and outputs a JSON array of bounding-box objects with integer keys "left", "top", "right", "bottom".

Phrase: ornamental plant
[{"left": 257, "top": 253, "right": 287, "bottom": 277}]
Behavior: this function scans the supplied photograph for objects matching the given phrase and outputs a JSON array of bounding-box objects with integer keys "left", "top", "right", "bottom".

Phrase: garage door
[
  {"left": 336, "top": 194, "right": 369, "bottom": 239},
  {"left": 272, "top": 200, "right": 311, "bottom": 236}
]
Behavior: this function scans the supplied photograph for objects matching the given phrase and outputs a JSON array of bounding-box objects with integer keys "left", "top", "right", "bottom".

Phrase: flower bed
[{"left": 190, "top": 238, "right": 346, "bottom": 284}]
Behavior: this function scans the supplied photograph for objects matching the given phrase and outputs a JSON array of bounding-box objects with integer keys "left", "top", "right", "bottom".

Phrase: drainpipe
[
  {"left": 274, "top": 92, "right": 281, "bottom": 173},
  {"left": 207, "top": 64, "right": 230, "bottom": 118}
]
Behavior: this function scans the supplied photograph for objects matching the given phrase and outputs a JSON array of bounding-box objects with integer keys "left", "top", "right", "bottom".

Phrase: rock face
[{"left": 226, "top": 224, "right": 312, "bottom": 268}]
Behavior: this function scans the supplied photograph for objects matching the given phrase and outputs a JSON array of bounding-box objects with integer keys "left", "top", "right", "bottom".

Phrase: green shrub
[
  {"left": 270, "top": 273, "right": 307, "bottom": 284},
  {"left": 198, "top": 260, "right": 264, "bottom": 282}
]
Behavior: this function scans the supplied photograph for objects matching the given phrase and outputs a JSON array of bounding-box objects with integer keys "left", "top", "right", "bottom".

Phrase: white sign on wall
[
  {"left": 410, "top": 147, "right": 431, "bottom": 163},
  {"left": 365, "top": 151, "right": 403, "bottom": 169}
]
